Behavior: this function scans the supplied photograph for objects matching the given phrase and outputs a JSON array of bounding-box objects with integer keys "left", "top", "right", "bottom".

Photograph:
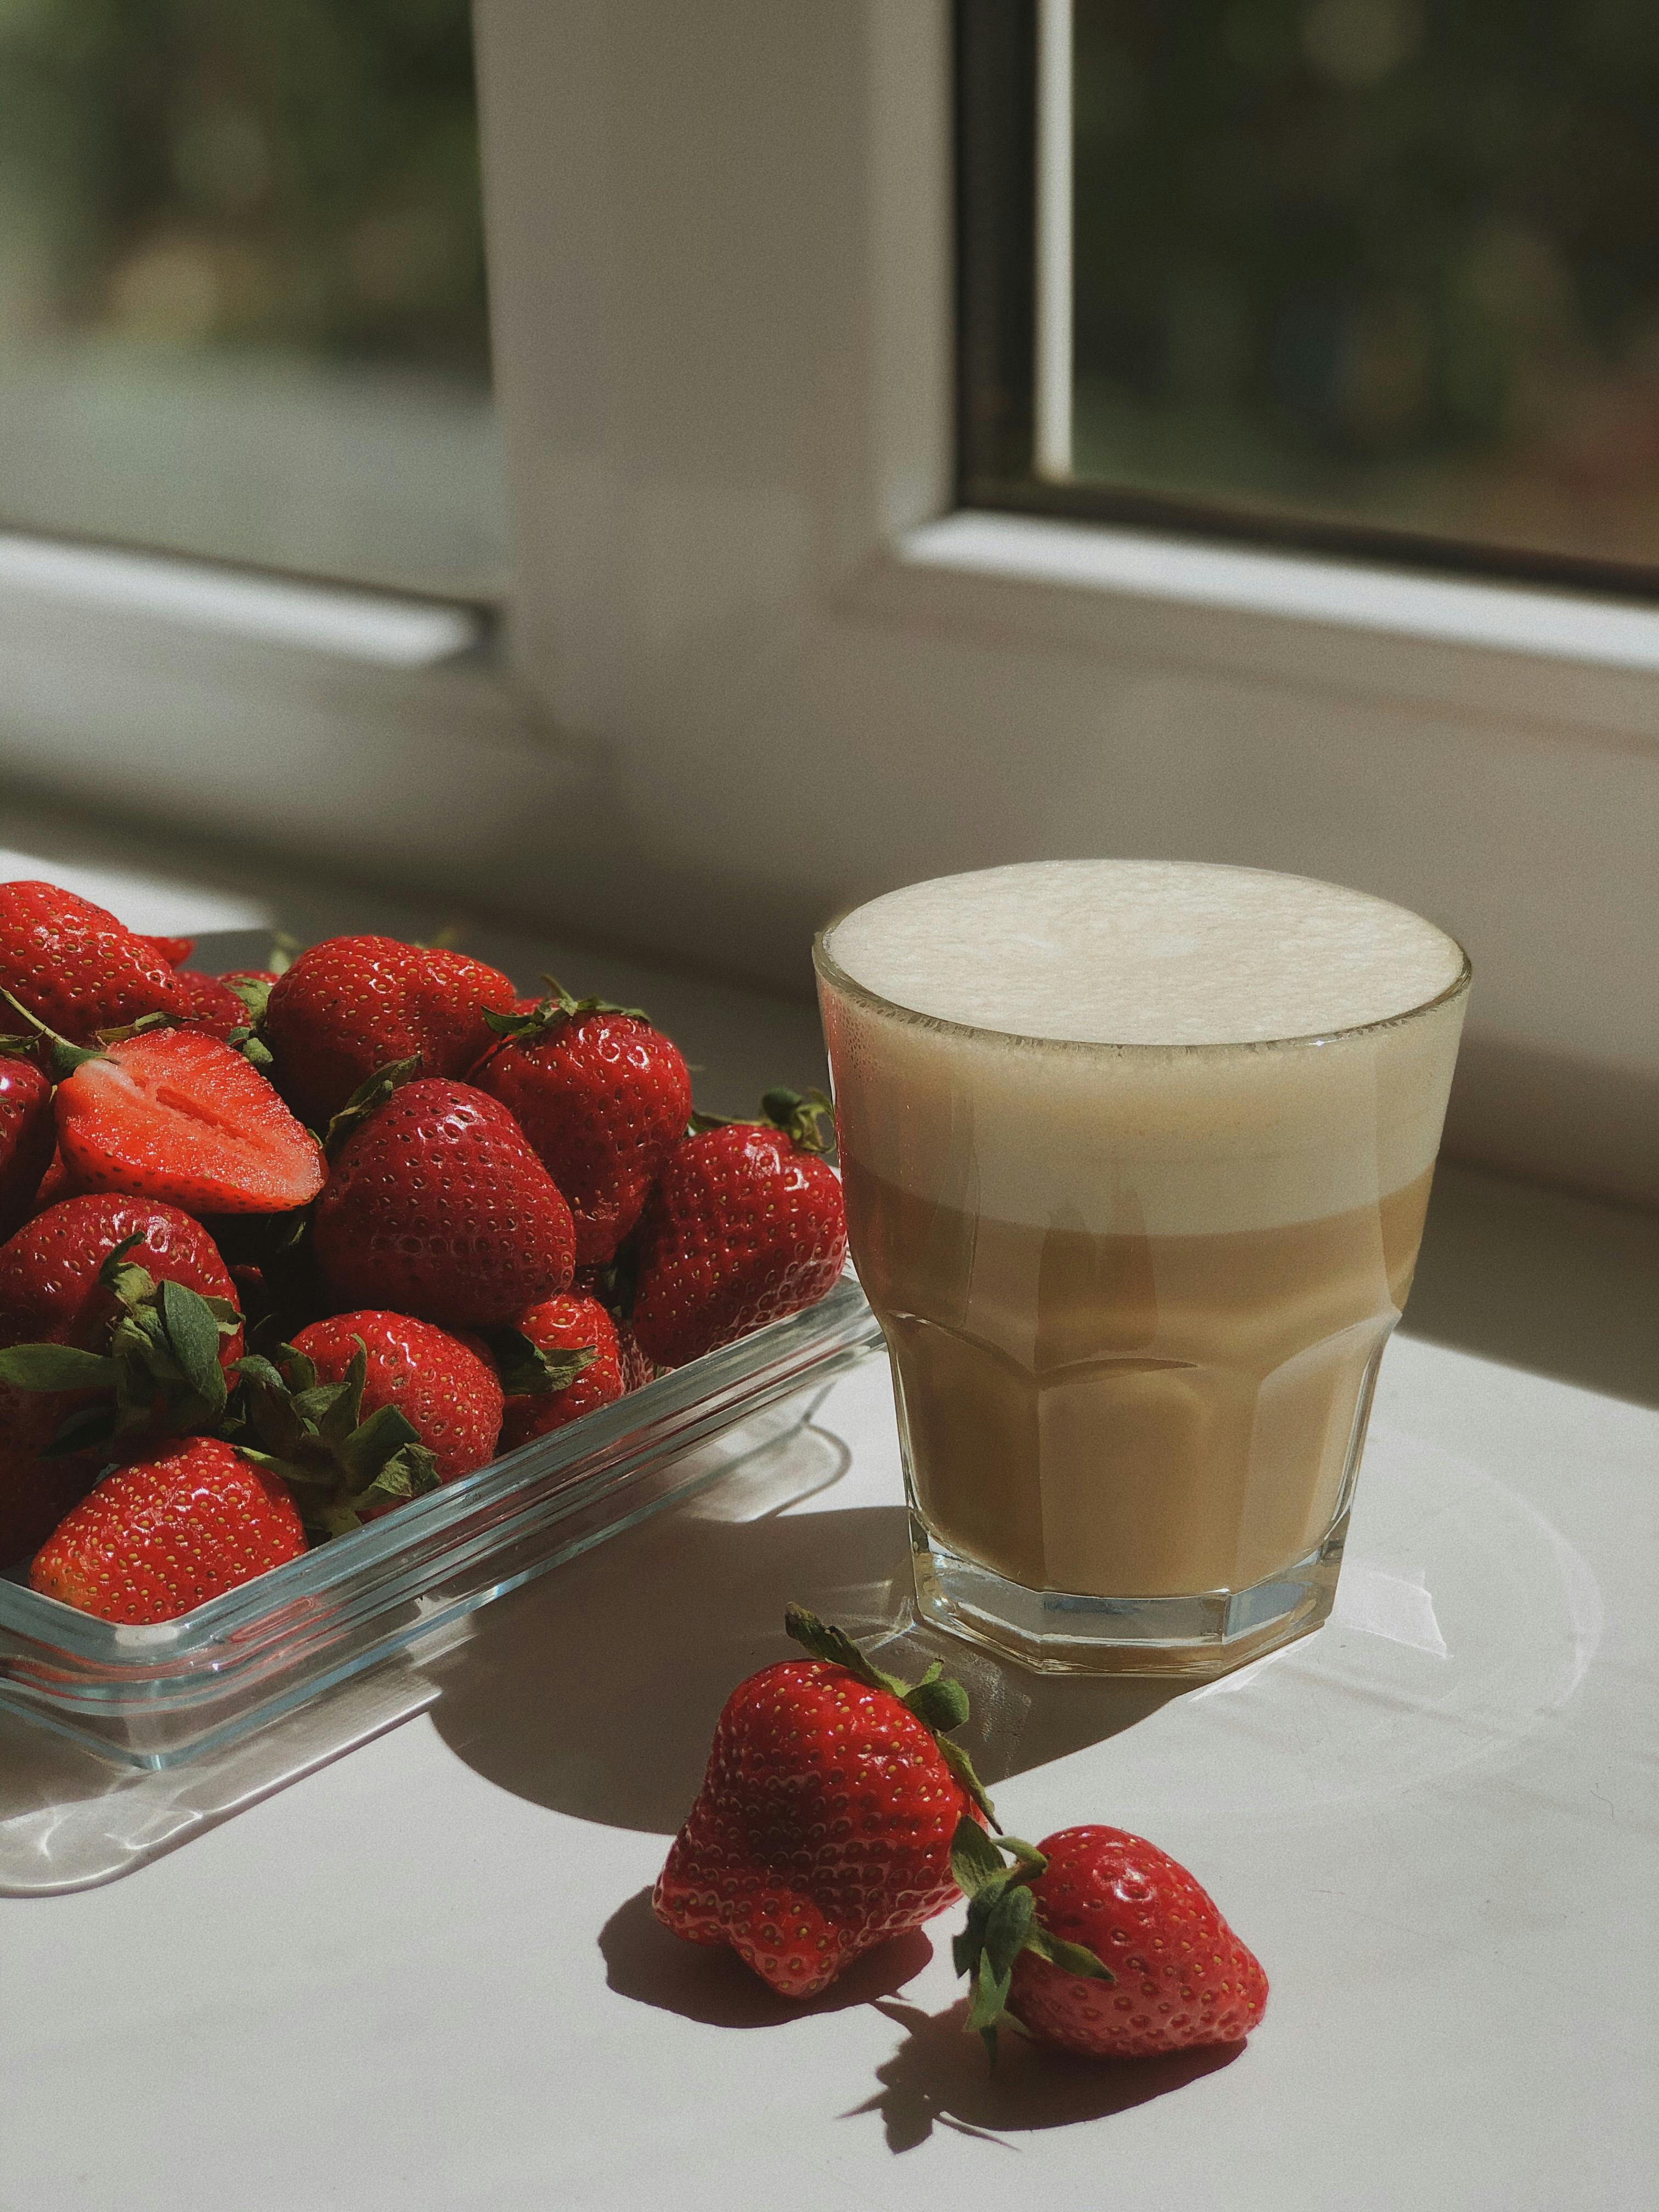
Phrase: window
[
  {"left": 0, "top": 1, "right": 501, "bottom": 598},
  {"left": 961, "top": 0, "right": 1659, "bottom": 596}
]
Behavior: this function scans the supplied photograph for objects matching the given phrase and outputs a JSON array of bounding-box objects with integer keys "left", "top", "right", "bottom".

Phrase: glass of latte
[{"left": 815, "top": 860, "right": 1469, "bottom": 1675}]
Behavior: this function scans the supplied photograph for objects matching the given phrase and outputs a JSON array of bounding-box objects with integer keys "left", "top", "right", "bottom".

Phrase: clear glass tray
[{"left": 0, "top": 1268, "right": 881, "bottom": 1777}]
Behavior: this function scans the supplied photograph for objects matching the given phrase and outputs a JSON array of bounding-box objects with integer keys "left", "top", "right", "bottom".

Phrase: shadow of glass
[
  {"left": 429, "top": 1489, "right": 1186, "bottom": 1834},
  {"left": 599, "top": 1886, "right": 934, "bottom": 2028},
  {"left": 849, "top": 1997, "right": 1244, "bottom": 2152}
]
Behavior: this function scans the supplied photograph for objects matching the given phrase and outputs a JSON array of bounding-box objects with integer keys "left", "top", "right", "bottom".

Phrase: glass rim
[{"left": 812, "top": 918, "right": 1472, "bottom": 1057}]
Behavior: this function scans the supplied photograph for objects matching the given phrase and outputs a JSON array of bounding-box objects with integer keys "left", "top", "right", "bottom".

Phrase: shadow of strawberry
[{"left": 848, "top": 1997, "right": 1245, "bottom": 2151}]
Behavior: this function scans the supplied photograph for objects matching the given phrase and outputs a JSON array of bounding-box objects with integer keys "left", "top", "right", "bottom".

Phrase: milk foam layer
[
  {"left": 825, "top": 860, "right": 1464, "bottom": 1045},
  {"left": 819, "top": 861, "right": 1469, "bottom": 1237}
]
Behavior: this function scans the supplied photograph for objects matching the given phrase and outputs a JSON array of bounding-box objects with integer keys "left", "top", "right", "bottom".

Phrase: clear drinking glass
[{"left": 815, "top": 861, "right": 1470, "bottom": 1677}]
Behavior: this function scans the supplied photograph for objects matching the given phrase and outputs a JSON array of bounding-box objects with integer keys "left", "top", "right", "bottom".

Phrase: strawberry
[
  {"left": 29, "top": 1436, "right": 307, "bottom": 1623},
  {"left": 0, "top": 1194, "right": 241, "bottom": 1356},
  {"left": 950, "top": 1824, "right": 1268, "bottom": 2059},
  {"left": 140, "top": 935, "right": 195, "bottom": 967},
  {"left": 630, "top": 1091, "right": 847, "bottom": 1368},
  {"left": 263, "top": 936, "right": 517, "bottom": 1128},
  {"left": 0, "top": 880, "right": 184, "bottom": 1043},
  {"left": 54, "top": 1029, "right": 325, "bottom": 1215},
  {"left": 653, "top": 1606, "right": 993, "bottom": 1999},
  {"left": 497, "top": 1291, "right": 622, "bottom": 1449},
  {"left": 0, "top": 1054, "right": 55, "bottom": 1239},
  {"left": 0, "top": 1197, "right": 244, "bottom": 1462},
  {"left": 287, "top": 1311, "right": 504, "bottom": 1483},
  {"left": 170, "top": 969, "right": 250, "bottom": 1043},
  {"left": 312, "top": 1079, "right": 575, "bottom": 1330},
  {"left": 473, "top": 986, "right": 692, "bottom": 1265}
]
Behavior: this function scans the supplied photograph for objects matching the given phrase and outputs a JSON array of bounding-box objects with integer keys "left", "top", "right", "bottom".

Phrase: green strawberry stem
[
  {"left": 232, "top": 1335, "right": 443, "bottom": 1532},
  {"left": 0, "top": 986, "right": 107, "bottom": 1079},
  {"left": 783, "top": 1604, "right": 998, "bottom": 1825},
  {"left": 483, "top": 1325, "right": 597, "bottom": 1398},
  {"left": 949, "top": 1818, "right": 1115, "bottom": 2061},
  {"left": 475, "top": 975, "right": 652, "bottom": 1076},
  {"left": 686, "top": 1087, "right": 835, "bottom": 1153},
  {"left": 318, "top": 1056, "right": 424, "bottom": 1154}
]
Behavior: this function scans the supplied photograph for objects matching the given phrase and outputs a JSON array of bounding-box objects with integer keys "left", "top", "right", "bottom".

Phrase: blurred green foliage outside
[
  {"left": 1073, "top": 0, "right": 1659, "bottom": 568},
  {"left": 0, "top": 0, "right": 498, "bottom": 592},
  {"left": 0, "top": 0, "right": 487, "bottom": 373}
]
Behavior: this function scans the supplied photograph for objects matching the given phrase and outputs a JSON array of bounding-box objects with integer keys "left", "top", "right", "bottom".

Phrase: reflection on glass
[
  {"left": 0, "top": 2, "right": 501, "bottom": 595},
  {"left": 1070, "top": 0, "right": 1659, "bottom": 573}
]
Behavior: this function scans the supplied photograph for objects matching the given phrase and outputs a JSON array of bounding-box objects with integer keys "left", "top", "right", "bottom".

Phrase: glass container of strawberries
[{"left": 0, "top": 891, "right": 877, "bottom": 1770}]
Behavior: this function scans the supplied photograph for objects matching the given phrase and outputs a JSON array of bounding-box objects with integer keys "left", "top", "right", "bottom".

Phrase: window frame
[{"left": 472, "top": 0, "right": 1658, "bottom": 1210}]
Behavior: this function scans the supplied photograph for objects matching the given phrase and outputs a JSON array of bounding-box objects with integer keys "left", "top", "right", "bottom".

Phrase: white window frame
[{"left": 473, "top": 0, "right": 1658, "bottom": 1209}]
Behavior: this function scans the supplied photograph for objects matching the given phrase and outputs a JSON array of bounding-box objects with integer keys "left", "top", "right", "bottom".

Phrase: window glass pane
[
  {"left": 0, "top": 1, "right": 502, "bottom": 597},
  {"left": 1068, "top": 0, "right": 1659, "bottom": 577}
]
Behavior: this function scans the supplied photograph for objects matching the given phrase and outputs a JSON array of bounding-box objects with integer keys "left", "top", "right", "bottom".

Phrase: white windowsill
[
  {"left": 0, "top": 533, "right": 483, "bottom": 668},
  {"left": 901, "top": 510, "right": 1659, "bottom": 675}
]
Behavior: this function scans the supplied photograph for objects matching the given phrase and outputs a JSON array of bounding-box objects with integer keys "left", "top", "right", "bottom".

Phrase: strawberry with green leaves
[
  {"left": 0, "top": 880, "right": 184, "bottom": 1044},
  {"left": 654, "top": 1607, "right": 992, "bottom": 1999},
  {"left": 230, "top": 1330, "right": 452, "bottom": 1535},
  {"left": 29, "top": 1436, "right": 307, "bottom": 1622},
  {"left": 285, "top": 1311, "right": 504, "bottom": 1485},
  {"left": 495, "top": 1291, "right": 619, "bottom": 1449},
  {"left": 263, "top": 935, "right": 517, "bottom": 1128},
  {"left": 949, "top": 1823, "right": 1268, "bottom": 2059},
  {"left": 312, "top": 1077, "right": 575, "bottom": 1331},
  {"left": 630, "top": 1090, "right": 847, "bottom": 1369},
  {"left": 0, "top": 1200, "right": 244, "bottom": 1463},
  {"left": 473, "top": 984, "right": 692, "bottom": 1266}
]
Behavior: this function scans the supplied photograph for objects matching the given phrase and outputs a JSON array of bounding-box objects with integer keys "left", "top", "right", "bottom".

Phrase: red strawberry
[
  {"left": 473, "top": 988, "right": 692, "bottom": 1265},
  {"left": 0, "top": 1383, "right": 101, "bottom": 1568},
  {"left": 0, "top": 1194, "right": 241, "bottom": 1357},
  {"left": 29, "top": 1437, "right": 307, "bottom": 1623},
  {"left": 631, "top": 1091, "right": 847, "bottom": 1368},
  {"left": 289, "top": 1311, "right": 504, "bottom": 1483},
  {"left": 54, "top": 1029, "right": 325, "bottom": 1215},
  {"left": 951, "top": 1825, "right": 1268, "bottom": 2059},
  {"left": 0, "top": 1055, "right": 55, "bottom": 1240},
  {"left": 264, "top": 936, "right": 517, "bottom": 1128},
  {"left": 170, "top": 969, "right": 250, "bottom": 1042},
  {"left": 653, "top": 1606, "right": 993, "bottom": 1999},
  {"left": 140, "top": 935, "right": 195, "bottom": 967},
  {"left": 312, "top": 1079, "right": 574, "bottom": 1331},
  {"left": 0, "top": 881, "right": 184, "bottom": 1043},
  {"left": 0, "top": 1195, "right": 245, "bottom": 1462},
  {"left": 498, "top": 1291, "right": 623, "bottom": 1449}
]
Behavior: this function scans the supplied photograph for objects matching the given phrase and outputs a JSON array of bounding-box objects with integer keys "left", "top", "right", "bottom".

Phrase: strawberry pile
[
  {"left": 655, "top": 1606, "right": 1271, "bottom": 2066},
  {"left": 0, "top": 882, "right": 847, "bottom": 1622}
]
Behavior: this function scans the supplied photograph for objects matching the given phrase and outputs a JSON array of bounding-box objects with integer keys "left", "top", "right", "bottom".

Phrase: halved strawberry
[{"left": 54, "top": 1030, "right": 325, "bottom": 1215}]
